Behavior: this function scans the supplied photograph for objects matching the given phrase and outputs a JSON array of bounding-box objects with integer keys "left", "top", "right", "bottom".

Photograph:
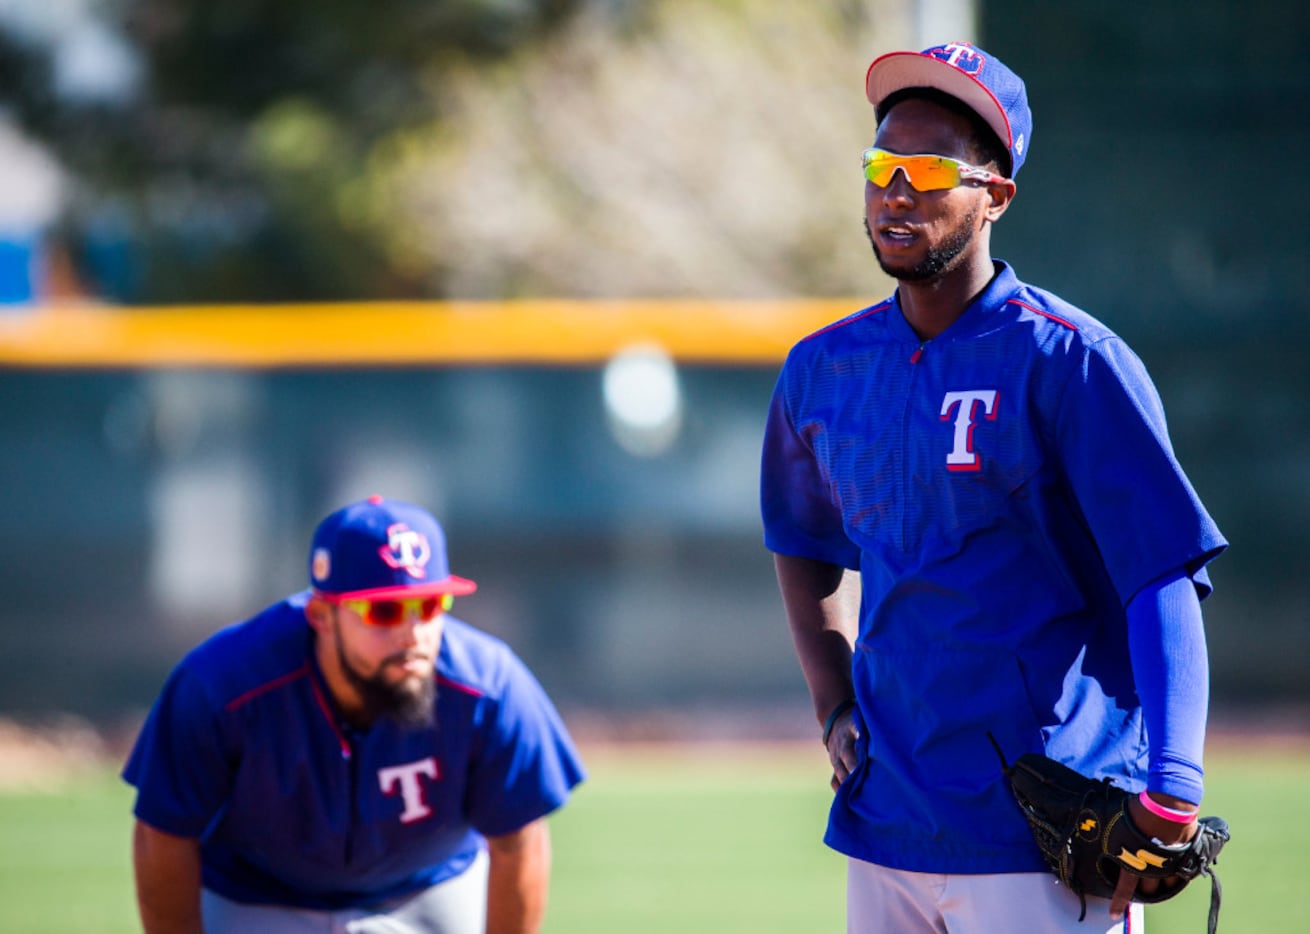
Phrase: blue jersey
[
  {"left": 123, "top": 593, "right": 586, "bottom": 909},
  {"left": 760, "top": 262, "right": 1226, "bottom": 874}
]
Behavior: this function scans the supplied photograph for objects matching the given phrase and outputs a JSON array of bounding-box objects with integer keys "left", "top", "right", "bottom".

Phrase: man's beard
[
  {"left": 865, "top": 205, "right": 979, "bottom": 282},
  {"left": 335, "top": 632, "right": 436, "bottom": 728}
]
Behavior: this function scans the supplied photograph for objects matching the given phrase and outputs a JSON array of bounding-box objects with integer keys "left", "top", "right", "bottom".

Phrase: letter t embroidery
[
  {"left": 940, "top": 390, "right": 999, "bottom": 471},
  {"left": 379, "top": 757, "right": 440, "bottom": 824}
]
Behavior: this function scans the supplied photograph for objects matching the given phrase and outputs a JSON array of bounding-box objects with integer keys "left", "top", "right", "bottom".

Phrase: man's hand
[
  {"left": 1109, "top": 792, "right": 1198, "bottom": 919},
  {"left": 824, "top": 703, "right": 860, "bottom": 792}
]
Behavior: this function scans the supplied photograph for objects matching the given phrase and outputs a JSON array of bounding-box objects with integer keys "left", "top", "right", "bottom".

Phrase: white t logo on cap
[
  {"left": 937, "top": 42, "right": 984, "bottom": 74},
  {"left": 378, "top": 523, "right": 431, "bottom": 579}
]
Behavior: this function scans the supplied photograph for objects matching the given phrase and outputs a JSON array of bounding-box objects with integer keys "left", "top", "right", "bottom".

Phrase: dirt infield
[
  {"left": 0, "top": 717, "right": 140, "bottom": 790},
  {"left": 1, "top": 709, "right": 1306, "bottom": 790}
]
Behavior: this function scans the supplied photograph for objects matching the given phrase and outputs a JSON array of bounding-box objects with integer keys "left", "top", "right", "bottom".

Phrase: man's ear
[
  {"left": 304, "top": 596, "right": 333, "bottom": 633},
  {"left": 984, "top": 177, "right": 1017, "bottom": 222}
]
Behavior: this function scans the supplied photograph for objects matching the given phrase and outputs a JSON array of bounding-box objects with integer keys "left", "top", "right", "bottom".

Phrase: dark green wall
[
  {"left": 979, "top": 2, "right": 1310, "bottom": 707},
  {"left": 0, "top": 366, "right": 800, "bottom": 723},
  {"left": 984, "top": 2, "right": 1310, "bottom": 338}
]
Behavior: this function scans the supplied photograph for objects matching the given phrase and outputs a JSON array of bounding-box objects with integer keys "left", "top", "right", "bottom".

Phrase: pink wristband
[{"left": 1138, "top": 789, "right": 1198, "bottom": 824}]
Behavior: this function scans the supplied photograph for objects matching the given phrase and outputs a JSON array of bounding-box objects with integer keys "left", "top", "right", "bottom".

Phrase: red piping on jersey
[
  {"left": 437, "top": 674, "right": 484, "bottom": 698},
  {"left": 224, "top": 661, "right": 353, "bottom": 757},
  {"left": 1006, "top": 299, "right": 1078, "bottom": 330},
  {"left": 225, "top": 663, "right": 311, "bottom": 712},
  {"left": 801, "top": 300, "right": 891, "bottom": 342},
  {"left": 308, "top": 675, "right": 352, "bottom": 758}
]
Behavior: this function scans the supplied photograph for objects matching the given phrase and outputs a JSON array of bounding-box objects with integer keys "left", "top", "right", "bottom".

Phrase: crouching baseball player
[{"left": 124, "top": 495, "right": 585, "bottom": 933}]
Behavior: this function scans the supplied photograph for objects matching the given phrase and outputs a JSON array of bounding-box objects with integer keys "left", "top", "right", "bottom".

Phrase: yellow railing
[{"left": 0, "top": 299, "right": 867, "bottom": 368}]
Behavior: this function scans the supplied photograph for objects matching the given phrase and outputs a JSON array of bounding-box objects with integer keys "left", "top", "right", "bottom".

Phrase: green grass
[
  {"left": 0, "top": 742, "right": 1302, "bottom": 932},
  {"left": 0, "top": 771, "right": 138, "bottom": 933},
  {"left": 545, "top": 744, "right": 845, "bottom": 932}
]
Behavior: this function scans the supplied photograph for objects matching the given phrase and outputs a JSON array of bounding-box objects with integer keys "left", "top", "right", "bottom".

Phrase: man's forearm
[
  {"left": 774, "top": 553, "right": 860, "bottom": 724},
  {"left": 133, "top": 821, "right": 203, "bottom": 934},
  {"left": 486, "top": 819, "right": 551, "bottom": 934},
  {"left": 1126, "top": 568, "right": 1209, "bottom": 805}
]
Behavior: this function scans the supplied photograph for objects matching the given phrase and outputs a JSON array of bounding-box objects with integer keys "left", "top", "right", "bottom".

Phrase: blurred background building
[{"left": 0, "top": 0, "right": 1306, "bottom": 736}]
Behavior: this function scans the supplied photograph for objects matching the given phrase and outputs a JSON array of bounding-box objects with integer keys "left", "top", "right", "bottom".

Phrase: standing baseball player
[
  {"left": 760, "top": 42, "right": 1227, "bottom": 932},
  {"left": 124, "top": 495, "right": 585, "bottom": 933}
]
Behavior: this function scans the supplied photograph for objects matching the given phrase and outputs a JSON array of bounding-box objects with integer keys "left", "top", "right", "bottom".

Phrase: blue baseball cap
[
  {"left": 865, "top": 41, "right": 1032, "bottom": 176},
  {"left": 308, "top": 495, "right": 477, "bottom": 600}
]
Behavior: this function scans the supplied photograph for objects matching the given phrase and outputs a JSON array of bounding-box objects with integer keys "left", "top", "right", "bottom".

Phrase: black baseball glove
[{"left": 993, "top": 741, "right": 1230, "bottom": 932}]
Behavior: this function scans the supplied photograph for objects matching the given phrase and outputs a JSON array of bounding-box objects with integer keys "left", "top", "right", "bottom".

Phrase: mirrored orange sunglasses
[
  {"left": 321, "top": 593, "right": 454, "bottom": 627},
  {"left": 862, "top": 147, "right": 1006, "bottom": 192}
]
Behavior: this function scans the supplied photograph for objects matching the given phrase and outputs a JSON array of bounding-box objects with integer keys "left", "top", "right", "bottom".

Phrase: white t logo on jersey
[
  {"left": 378, "top": 757, "right": 440, "bottom": 823},
  {"left": 940, "top": 390, "right": 999, "bottom": 472}
]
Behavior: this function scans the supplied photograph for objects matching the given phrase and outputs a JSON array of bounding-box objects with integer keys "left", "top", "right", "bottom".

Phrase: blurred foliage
[
  {"left": 0, "top": 0, "right": 900, "bottom": 302},
  {"left": 2, "top": 0, "right": 585, "bottom": 301},
  {"left": 358, "top": 0, "right": 895, "bottom": 300}
]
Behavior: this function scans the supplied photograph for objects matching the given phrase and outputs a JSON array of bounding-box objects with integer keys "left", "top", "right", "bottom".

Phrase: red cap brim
[
  {"left": 865, "top": 50, "right": 1014, "bottom": 153},
  {"left": 322, "top": 574, "right": 478, "bottom": 601}
]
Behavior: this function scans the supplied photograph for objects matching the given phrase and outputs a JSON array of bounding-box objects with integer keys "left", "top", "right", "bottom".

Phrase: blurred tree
[
  {"left": 356, "top": 0, "right": 897, "bottom": 300},
  {"left": 1, "top": 0, "right": 901, "bottom": 303},
  {"left": 0, "top": 0, "right": 586, "bottom": 301}
]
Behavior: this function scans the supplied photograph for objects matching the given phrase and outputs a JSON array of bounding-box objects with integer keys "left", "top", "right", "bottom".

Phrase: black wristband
[{"left": 821, "top": 699, "right": 856, "bottom": 746}]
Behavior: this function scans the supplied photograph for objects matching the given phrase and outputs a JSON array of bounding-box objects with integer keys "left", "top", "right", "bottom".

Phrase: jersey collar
[{"left": 888, "top": 261, "right": 1021, "bottom": 345}]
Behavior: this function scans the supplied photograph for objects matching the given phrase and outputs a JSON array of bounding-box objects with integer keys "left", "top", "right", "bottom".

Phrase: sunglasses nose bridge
[
  {"left": 395, "top": 603, "right": 419, "bottom": 624},
  {"left": 399, "top": 600, "right": 434, "bottom": 625},
  {"left": 878, "top": 162, "right": 920, "bottom": 195}
]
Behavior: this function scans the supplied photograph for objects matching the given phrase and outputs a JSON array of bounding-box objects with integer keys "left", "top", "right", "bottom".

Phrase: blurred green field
[{"left": 0, "top": 740, "right": 1303, "bottom": 932}]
